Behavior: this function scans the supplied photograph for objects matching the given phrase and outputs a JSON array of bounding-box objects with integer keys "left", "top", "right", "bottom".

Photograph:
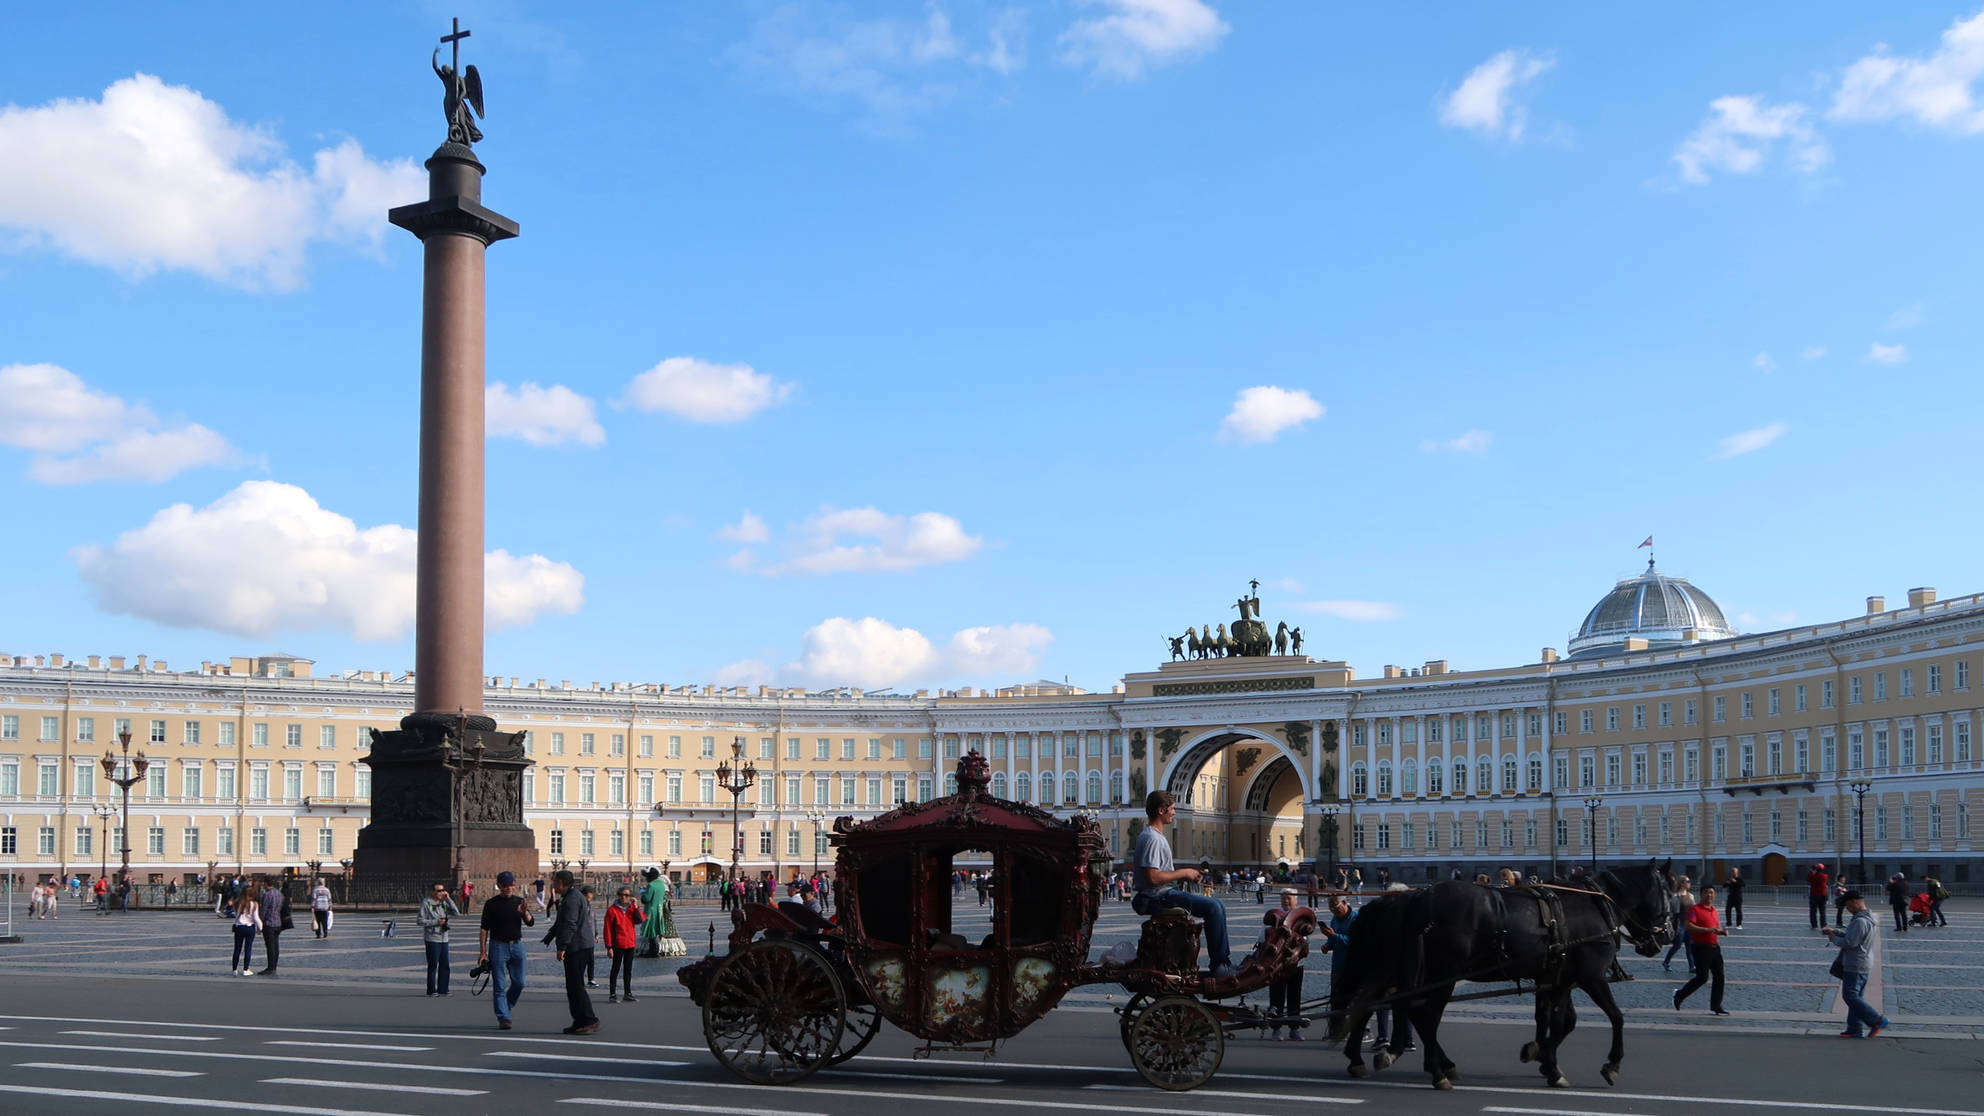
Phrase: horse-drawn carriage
[{"left": 678, "top": 752, "right": 1315, "bottom": 1090}]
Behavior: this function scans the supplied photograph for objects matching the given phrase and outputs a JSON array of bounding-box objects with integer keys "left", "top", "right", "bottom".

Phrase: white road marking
[
  {"left": 262, "top": 1077, "right": 488, "bottom": 1096},
  {"left": 487, "top": 1051, "right": 690, "bottom": 1065},
  {"left": 62, "top": 1029, "right": 222, "bottom": 1041},
  {"left": 560, "top": 1101, "right": 825, "bottom": 1116},
  {"left": 820, "top": 1070, "right": 1005, "bottom": 1084},
  {"left": 1085, "top": 1083, "right": 1358, "bottom": 1103},
  {"left": 267, "top": 1041, "right": 434, "bottom": 1052},
  {"left": 0, "top": 1082, "right": 412, "bottom": 1116},
  {"left": 16, "top": 1061, "right": 202, "bottom": 1077}
]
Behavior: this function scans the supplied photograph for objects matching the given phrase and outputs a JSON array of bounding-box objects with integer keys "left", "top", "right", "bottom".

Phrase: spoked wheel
[
  {"left": 702, "top": 939, "right": 847, "bottom": 1084},
  {"left": 827, "top": 996, "right": 883, "bottom": 1066},
  {"left": 1127, "top": 994, "right": 1224, "bottom": 1092},
  {"left": 1117, "top": 992, "right": 1151, "bottom": 1047}
]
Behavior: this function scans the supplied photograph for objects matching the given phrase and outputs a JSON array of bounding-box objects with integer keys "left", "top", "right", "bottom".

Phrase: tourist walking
[
  {"left": 1885, "top": 874, "right": 1911, "bottom": 934},
  {"left": 310, "top": 876, "right": 333, "bottom": 937},
  {"left": 230, "top": 890, "right": 263, "bottom": 975},
  {"left": 1318, "top": 893, "right": 1356, "bottom": 1042},
  {"left": 603, "top": 885, "right": 645, "bottom": 1002},
  {"left": 258, "top": 878, "right": 287, "bottom": 976},
  {"left": 477, "top": 871, "right": 534, "bottom": 1030},
  {"left": 1663, "top": 878, "right": 1695, "bottom": 972},
  {"left": 419, "top": 881, "right": 461, "bottom": 995},
  {"left": 1722, "top": 867, "right": 1745, "bottom": 930},
  {"left": 1925, "top": 874, "right": 1950, "bottom": 927},
  {"left": 1673, "top": 884, "right": 1731, "bottom": 1015},
  {"left": 1834, "top": 878, "right": 1851, "bottom": 927},
  {"left": 1807, "top": 863, "right": 1830, "bottom": 929},
  {"left": 549, "top": 869, "right": 600, "bottom": 1034},
  {"left": 92, "top": 875, "right": 108, "bottom": 914},
  {"left": 1824, "top": 889, "right": 1889, "bottom": 1037}
]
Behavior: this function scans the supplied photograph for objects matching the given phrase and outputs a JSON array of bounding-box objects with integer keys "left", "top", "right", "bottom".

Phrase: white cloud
[
  {"left": 1263, "top": 577, "right": 1306, "bottom": 594},
  {"left": 1438, "top": 49, "right": 1555, "bottom": 141},
  {"left": 1752, "top": 351, "right": 1777, "bottom": 372},
  {"left": 760, "top": 506, "right": 983, "bottom": 575},
  {"left": 1218, "top": 385, "right": 1323, "bottom": 444},
  {"left": 717, "top": 511, "right": 771, "bottom": 544},
  {"left": 1868, "top": 341, "right": 1908, "bottom": 364},
  {"left": 0, "top": 75, "right": 420, "bottom": 290},
  {"left": 485, "top": 382, "right": 605, "bottom": 447},
  {"left": 1883, "top": 303, "right": 1927, "bottom": 330},
  {"left": 1419, "top": 429, "right": 1491, "bottom": 454},
  {"left": 1831, "top": 10, "right": 1984, "bottom": 132},
  {"left": 717, "top": 615, "right": 1055, "bottom": 690},
  {"left": 1292, "top": 600, "right": 1403, "bottom": 622},
  {"left": 72, "top": 480, "right": 583, "bottom": 640},
  {"left": 1673, "top": 95, "right": 1830, "bottom": 184},
  {"left": 728, "top": 3, "right": 1027, "bottom": 129},
  {"left": 622, "top": 356, "right": 793, "bottom": 424},
  {"left": 0, "top": 362, "right": 249, "bottom": 484},
  {"left": 1801, "top": 345, "right": 1828, "bottom": 360},
  {"left": 1059, "top": 0, "right": 1228, "bottom": 80},
  {"left": 1712, "top": 421, "right": 1790, "bottom": 459}
]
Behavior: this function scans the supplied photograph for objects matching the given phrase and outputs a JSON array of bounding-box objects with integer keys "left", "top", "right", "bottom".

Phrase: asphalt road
[{"left": 0, "top": 967, "right": 1971, "bottom": 1116}]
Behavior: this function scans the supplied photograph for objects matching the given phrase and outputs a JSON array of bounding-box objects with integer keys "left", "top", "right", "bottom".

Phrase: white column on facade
[
  {"left": 1335, "top": 719, "right": 1349, "bottom": 798},
  {"left": 1440, "top": 712, "right": 1454, "bottom": 799},
  {"left": 1416, "top": 715, "right": 1428, "bottom": 800},
  {"left": 1310, "top": 717, "right": 1324, "bottom": 801}
]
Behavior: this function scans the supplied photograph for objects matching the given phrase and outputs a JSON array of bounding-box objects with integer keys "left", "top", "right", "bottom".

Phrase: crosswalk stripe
[
  {"left": 0, "top": 1082, "right": 411, "bottom": 1116},
  {"left": 17, "top": 1061, "right": 203, "bottom": 1077},
  {"left": 261, "top": 1077, "right": 487, "bottom": 1097},
  {"left": 62, "top": 1030, "right": 222, "bottom": 1041},
  {"left": 559, "top": 1101, "right": 825, "bottom": 1116},
  {"left": 486, "top": 1051, "right": 689, "bottom": 1065},
  {"left": 267, "top": 1041, "right": 434, "bottom": 1052}
]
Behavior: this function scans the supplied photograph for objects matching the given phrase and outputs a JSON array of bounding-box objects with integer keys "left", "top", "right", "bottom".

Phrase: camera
[{"left": 468, "top": 961, "right": 490, "bottom": 979}]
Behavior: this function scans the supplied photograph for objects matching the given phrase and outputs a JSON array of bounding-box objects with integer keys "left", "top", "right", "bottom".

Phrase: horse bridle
[{"left": 1592, "top": 870, "right": 1670, "bottom": 948}]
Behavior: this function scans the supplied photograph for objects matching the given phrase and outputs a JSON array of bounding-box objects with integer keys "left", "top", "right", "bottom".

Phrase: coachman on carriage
[{"left": 678, "top": 752, "right": 1316, "bottom": 1090}]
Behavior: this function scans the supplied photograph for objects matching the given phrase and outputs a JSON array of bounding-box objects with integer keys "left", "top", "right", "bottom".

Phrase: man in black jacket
[
  {"left": 547, "top": 870, "right": 600, "bottom": 1034},
  {"left": 1886, "top": 874, "right": 1911, "bottom": 934},
  {"left": 1722, "top": 867, "right": 1745, "bottom": 930}
]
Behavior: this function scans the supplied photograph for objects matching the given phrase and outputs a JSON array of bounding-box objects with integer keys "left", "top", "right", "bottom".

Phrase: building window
[
  {"left": 1900, "top": 669, "right": 1914, "bottom": 698},
  {"left": 639, "top": 734, "right": 653, "bottom": 758},
  {"left": 550, "top": 732, "right": 565, "bottom": 755},
  {"left": 75, "top": 827, "right": 91, "bottom": 857},
  {"left": 1875, "top": 673, "right": 1887, "bottom": 702},
  {"left": 1658, "top": 702, "right": 1672, "bottom": 727},
  {"left": 667, "top": 829, "right": 681, "bottom": 857},
  {"left": 1849, "top": 677, "right": 1862, "bottom": 705},
  {"left": 1712, "top": 696, "right": 1726, "bottom": 722},
  {"left": 1351, "top": 763, "right": 1368, "bottom": 797},
  {"left": 285, "top": 724, "right": 302, "bottom": 748},
  {"left": 1958, "top": 660, "right": 1971, "bottom": 691},
  {"left": 1579, "top": 754, "right": 1595, "bottom": 788},
  {"left": 1928, "top": 664, "right": 1942, "bottom": 694},
  {"left": 549, "top": 772, "right": 566, "bottom": 803},
  {"left": 251, "top": 827, "right": 269, "bottom": 856},
  {"left": 549, "top": 829, "right": 564, "bottom": 856},
  {"left": 317, "top": 827, "right": 334, "bottom": 855},
  {"left": 613, "top": 733, "right": 626, "bottom": 757},
  {"left": 1632, "top": 705, "right": 1646, "bottom": 730},
  {"left": 703, "top": 736, "right": 717, "bottom": 758},
  {"left": 1553, "top": 712, "right": 1567, "bottom": 735},
  {"left": 1604, "top": 754, "right": 1621, "bottom": 786},
  {"left": 284, "top": 827, "right": 301, "bottom": 856},
  {"left": 1606, "top": 708, "right": 1620, "bottom": 732},
  {"left": 1684, "top": 699, "right": 1698, "bottom": 725},
  {"left": 1375, "top": 762, "right": 1393, "bottom": 797},
  {"left": 1580, "top": 710, "right": 1593, "bottom": 734},
  {"left": 669, "top": 735, "right": 683, "bottom": 759},
  {"left": 581, "top": 733, "right": 595, "bottom": 756},
  {"left": 581, "top": 829, "right": 595, "bottom": 856},
  {"left": 317, "top": 767, "right": 336, "bottom": 797},
  {"left": 1556, "top": 818, "right": 1569, "bottom": 846},
  {"left": 1527, "top": 756, "right": 1543, "bottom": 791},
  {"left": 217, "top": 826, "right": 234, "bottom": 855}
]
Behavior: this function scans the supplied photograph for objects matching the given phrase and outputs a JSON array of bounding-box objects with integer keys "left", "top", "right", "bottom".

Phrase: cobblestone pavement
[{"left": 3, "top": 891, "right": 1971, "bottom": 1040}]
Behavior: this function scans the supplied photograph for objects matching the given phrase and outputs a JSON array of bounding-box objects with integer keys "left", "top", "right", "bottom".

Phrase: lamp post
[
  {"left": 437, "top": 714, "right": 487, "bottom": 894},
  {"left": 1318, "top": 804, "right": 1340, "bottom": 890},
  {"left": 101, "top": 729, "right": 150, "bottom": 903},
  {"left": 714, "top": 737, "right": 758, "bottom": 889},
  {"left": 91, "top": 804, "right": 115, "bottom": 895},
  {"left": 803, "top": 808, "right": 827, "bottom": 876},
  {"left": 1849, "top": 779, "right": 1873, "bottom": 885},
  {"left": 1583, "top": 796, "right": 1604, "bottom": 877},
  {"left": 339, "top": 857, "right": 354, "bottom": 905}
]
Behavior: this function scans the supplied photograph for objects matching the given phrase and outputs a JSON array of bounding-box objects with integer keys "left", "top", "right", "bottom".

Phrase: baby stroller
[{"left": 1908, "top": 892, "right": 1934, "bottom": 926}]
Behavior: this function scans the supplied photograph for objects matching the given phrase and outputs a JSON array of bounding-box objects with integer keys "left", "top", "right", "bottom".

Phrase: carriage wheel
[
  {"left": 702, "top": 939, "right": 847, "bottom": 1084},
  {"left": 1117, "top": 993, "right": 1151, "bottom": 1048},
  {"left": 827, "top": 996, "right": 883, "bottom": 1066},
  {"left": 1127, "top": 995, "right": 1225, "bottom": 1092}
]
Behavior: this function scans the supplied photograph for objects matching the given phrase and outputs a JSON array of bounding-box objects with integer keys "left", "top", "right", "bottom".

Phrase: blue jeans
[
  {"left": 489, "top": 939, "right": 526, "bottom": 1020},
  {"left": 425, "top": 940, "right": 451, "bottom": 994},
  {"left": 1839, "top": 971, "right": 1883, "bottom": 1034},
  {"left": 1155, "top": 888, "right": 1231, "bottom": 969}
]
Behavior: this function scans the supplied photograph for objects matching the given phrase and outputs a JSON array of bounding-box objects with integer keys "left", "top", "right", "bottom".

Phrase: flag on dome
[{"left": 1638, "top": 536, "right": 1653, "bottom": 548}]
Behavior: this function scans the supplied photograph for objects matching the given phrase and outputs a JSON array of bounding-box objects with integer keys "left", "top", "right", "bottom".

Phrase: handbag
[{"left": 1828, "top": 954, "right": 1845, "bottom": 979}]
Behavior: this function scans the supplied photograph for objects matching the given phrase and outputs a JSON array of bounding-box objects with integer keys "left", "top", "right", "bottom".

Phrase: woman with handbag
[{"left": 1822, "top": 890, "right": 1889, "bottom": 1038}]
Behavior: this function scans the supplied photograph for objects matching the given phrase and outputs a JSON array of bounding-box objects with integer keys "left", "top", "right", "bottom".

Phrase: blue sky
[{"left": 5, "top": 2, "right": 1984, "bottom": 693}]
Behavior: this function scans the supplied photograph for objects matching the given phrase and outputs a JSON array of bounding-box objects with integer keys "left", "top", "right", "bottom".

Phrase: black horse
[{"left": 1337, "top": 860, "right": 1673, "bottom": 1091}]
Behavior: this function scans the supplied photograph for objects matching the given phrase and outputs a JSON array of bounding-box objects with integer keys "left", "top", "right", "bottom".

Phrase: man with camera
[
  {"left": 418, "top": 881, "right": 461, "bottom": 996},
  {"left": 477, "top": 870, "right": 535, "bottom": 1030}
]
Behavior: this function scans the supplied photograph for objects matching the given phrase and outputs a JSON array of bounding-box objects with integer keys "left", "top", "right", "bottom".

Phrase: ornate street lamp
[
  {"left": 1849, "top": 779, "right": 1874, "bottom": 885},
  {"left": 91, "top": 804, "right": 116, "bottom": 895},
  {"left": 339, "top": 857, "right": 354, "bottom": 904},
  {"left": 102, "top": 729, "right": 150, "bottom": 903},
  {"left": 1583, "top": 795, "right": 1604, "bottom": 877},
  {"left": 1317, "top": 804, "right": 1340, "bottom": 892},
  {"left": 714, "top": 737, "right": 757, "bottom": 889},
  {"left": 437, "top": 712, "right": 487, "bottom": 893},
  {"left": 803, "top": 808, "right": 827, "bottom": 876}
]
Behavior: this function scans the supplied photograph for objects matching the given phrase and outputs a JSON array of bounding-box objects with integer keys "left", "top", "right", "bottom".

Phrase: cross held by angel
[{"left": 433, "top": 19, "right": 485, "bottom": 146}]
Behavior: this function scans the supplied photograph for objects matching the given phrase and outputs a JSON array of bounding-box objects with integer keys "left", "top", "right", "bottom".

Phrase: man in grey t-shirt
[{"left": 1133, "top": 790, "right": 1233, "bottom": 978}]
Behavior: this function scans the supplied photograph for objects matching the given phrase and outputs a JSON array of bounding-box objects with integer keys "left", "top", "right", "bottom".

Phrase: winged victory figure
[{"left": 434, "top": 49, "right": 485, "bottom": 145}]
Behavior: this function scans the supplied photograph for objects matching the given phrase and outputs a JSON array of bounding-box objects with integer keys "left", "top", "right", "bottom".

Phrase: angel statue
[{"left": 433, "top": 48, "right": 485, "bottom": 145}]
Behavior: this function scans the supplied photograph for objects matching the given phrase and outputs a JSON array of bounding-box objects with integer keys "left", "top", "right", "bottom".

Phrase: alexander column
[{"left": 354, "top": 19, "right": 536, "bottom": 899}]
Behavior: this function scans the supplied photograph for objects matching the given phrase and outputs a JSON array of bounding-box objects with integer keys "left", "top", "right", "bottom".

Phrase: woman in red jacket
[{"left": 603, "top": 886, "right": 646, "bottom": 1002}]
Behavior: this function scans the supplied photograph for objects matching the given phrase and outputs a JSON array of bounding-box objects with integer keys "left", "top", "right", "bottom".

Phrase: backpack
[{"left": 1929, "top": 879, "right": 1950, "bottom": 902}]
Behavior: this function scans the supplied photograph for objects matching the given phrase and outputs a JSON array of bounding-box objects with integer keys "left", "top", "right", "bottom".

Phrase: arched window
[
  {"left": 1527, "top": 754, "right": 1545, "bottom": 792},
  {"left": 1087, "top": 772, "right": 1103, "bottom": 803},
  {"left": 1401, "top": 759, "right": 1419, "bottom": 796},
  {"left": 1502, "top": 754, "right": 1519, "bottom": 792},
  {"left": 991, "top": 771, "right": 1008, "bottom": 798},
  {"left": 1014, "top": 771, "right": 1031, "bottom": 801},
  {"left": 1478, "top": 759, "right": 1494, "bottom": 795},
  {"left": 1063, "top": 772, "right": 1080, "bottom": 804},
  {"left": 1111, "top": 771, "right": 1126, "bottom": 803},
  {"left": 1452, "top": 760, "right": 1468, "bottom": 794},
  {"left": 1040, "top": 775, "right": 1054, "bottom": 806},
  {"left": 1352, "top": 762, "right": 1369, "bottom": 797},
  {"left": 1376, "top": 761, "right": 1394, "bottom": 797},
  {"left": 1427, "top": 762, "right": 1444, "bottom": 795}
]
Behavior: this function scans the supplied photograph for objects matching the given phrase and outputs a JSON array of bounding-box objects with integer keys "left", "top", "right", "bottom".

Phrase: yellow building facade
[{"left": 2, "top": 570, "right": 1979, "bottom": 889}]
